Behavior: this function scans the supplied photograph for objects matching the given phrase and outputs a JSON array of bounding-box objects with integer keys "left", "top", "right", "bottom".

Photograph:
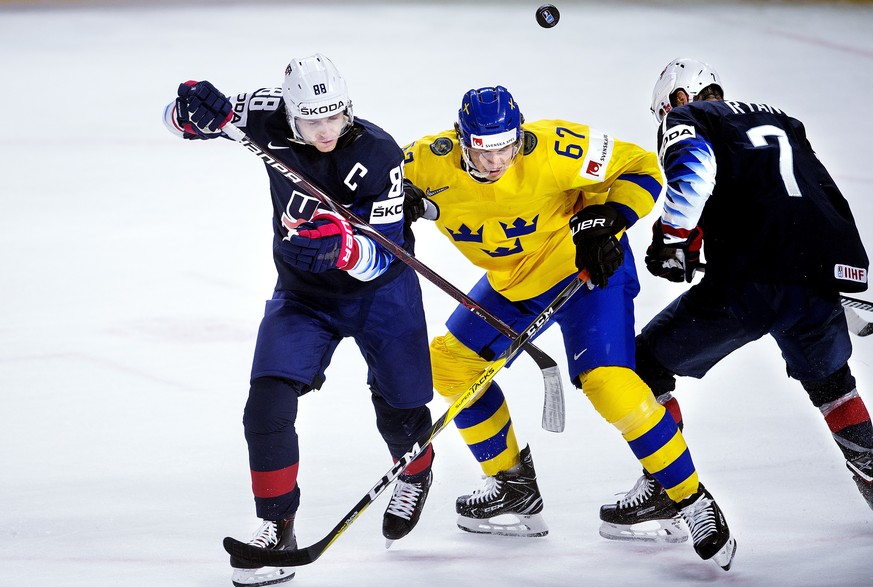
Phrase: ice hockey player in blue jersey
[
  {"left": 164, "top": 54, "right": 436, "bottom": 586},
  {"left": 599, "top": 58, "right": 873, "bottom": 547}
]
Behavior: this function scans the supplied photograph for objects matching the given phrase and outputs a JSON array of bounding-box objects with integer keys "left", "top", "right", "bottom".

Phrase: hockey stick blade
[
  {"left": 223, "top": 271, "right": 589, "bottom": 567},
  {"left": 532, "top": 349, "right": 564, "bottom": 432},
  {"left": 844, "top": 307, "right": 873, "bottom": 337},
  {"left": 540, "top": 365, "right": 565, "bottom": 432},
  {"left": 839, "top": 296, "right": 872, "bottom": 336},
  {"left": 220, "top": 123, "right": 565, "bottom": 432}
]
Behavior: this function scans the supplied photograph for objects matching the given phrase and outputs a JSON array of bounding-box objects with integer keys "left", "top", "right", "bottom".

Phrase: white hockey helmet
[
  {"left": 651, "top": 58, "right": 722, "bottom": 123},
  {"left": 282, "top": 53, "right": 354, "bottom": 143}
]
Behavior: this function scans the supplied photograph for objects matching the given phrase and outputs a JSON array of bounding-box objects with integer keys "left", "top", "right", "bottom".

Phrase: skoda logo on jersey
[
  {"left": 370, "top": 195, "right": 404, "bottom": 225},
  {"left": 299, "top": 100, "right": 346, "bottom": 117},
  {"left": 660, "top": 124, "right": 696, "bottom": 153}
]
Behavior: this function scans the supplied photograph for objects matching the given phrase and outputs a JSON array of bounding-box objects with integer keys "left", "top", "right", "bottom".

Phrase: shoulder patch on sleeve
[
  {"left": 580, "top": 130, "right": 614, "bottom": 180},
  {"left": 660, "top": 124, "right": 697, "bottom": 153},
  {"left": 523, "top": 130, "right": 538, "bottom": 155},
  {"left": 430, "top": 137, "right": 454, "bottom": 156}
]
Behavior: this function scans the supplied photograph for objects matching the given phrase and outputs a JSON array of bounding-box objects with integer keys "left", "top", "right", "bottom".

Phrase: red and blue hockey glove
[
  {"left": 280, "top": 211, "right": 360, "bottom": 273},
  {"left": 645, "top": 219, "right": 703, "bottom": 283},
  {"left": 569, "top": 204, "right": 627, "bottom": 288},
  {"left": 175, "top": 80, "right": 232, "bottom": 139}
]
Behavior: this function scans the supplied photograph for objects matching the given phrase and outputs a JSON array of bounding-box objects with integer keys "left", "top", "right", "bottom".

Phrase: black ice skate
[
  {"left": 455, "top": 445, "right": 548, "bottom": 537},
  {"left": 230, "top": 518, "right": 297, "bottom": 587},
  {"left": 382, "top": 469, "right": 433, "bottom": 547},
  {"left": 677, "top": 485, "right": 737, "bottom": 571},
  {"left": 847, "top": 452, "right": 873, "bottom": 511},
  {"left": 599, "top": 471, "right": 688, "bottom": 543}
]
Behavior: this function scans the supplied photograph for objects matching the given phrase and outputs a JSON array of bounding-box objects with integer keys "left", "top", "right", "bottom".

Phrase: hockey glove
[
  {"left": 645, "top": 219, "right": 703, "bottom": 283},
  {"left": 403, "top": 179, "right": 439, "bottom": 224},
  {"left": 175, "top": 80, "right": 232, "bottom": 139},
  {"left": 280, "top": 211, "right": 360, "bottom": 273},
  {"left": 569, "top": 204, "right": 627, "bottom": 288}
]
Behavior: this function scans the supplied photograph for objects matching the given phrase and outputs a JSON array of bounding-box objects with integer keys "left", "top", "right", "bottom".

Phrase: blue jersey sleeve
[
  {"left": 657, "top": 109, "right": 717, "bottom": 239},
  {"left": 346, "top": 235, "right": 394, "bottom": 281}
]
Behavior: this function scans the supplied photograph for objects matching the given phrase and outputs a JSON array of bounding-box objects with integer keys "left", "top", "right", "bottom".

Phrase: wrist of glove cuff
[
  {"left": 175, "top": 80, "right": 232, "bottom": 139},
  {"left": 645, "top": 219, "right": 703, "bottom": 283},
  {"left": 569, "top": 204, "right": 628, "bottom": 288}
]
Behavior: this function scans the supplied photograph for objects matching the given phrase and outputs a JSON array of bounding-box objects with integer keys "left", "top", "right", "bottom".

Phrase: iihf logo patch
[{"left": 835, "top": 264, "right": 868, "bottom": 284}]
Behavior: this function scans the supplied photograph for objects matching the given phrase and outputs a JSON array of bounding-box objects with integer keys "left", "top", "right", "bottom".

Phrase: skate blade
[
  {"left": 231, "top": 565, "right": 295, "bottom": 587},
  {"left": 457, "top": 513, "right": 548, "bottom": 537},
  {"left": 384, "top": 538, "right": 395, "bottom": 549},
  {"left": 598, "top": 519, "right": 688, "bottom": 544},
  {"left": 847, "top": 460, "right": 873, "bottom": 483},
  {"left": 712, "top": 535, "right": 737, "bottom": 571}
]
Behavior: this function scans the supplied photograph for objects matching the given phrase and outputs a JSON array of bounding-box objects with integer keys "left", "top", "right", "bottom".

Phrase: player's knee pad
[
  {"left": 802, "top": 364, "right": 856, "bottom": 407},
  {"left": 370, "top": 389, "right": 435, "bottom": 474},
  {"left": 579, "top": 366, "right": 663, "bottom": 435},
  {"left": 371, "top": 390, "right": 432, "bottom": 447},
  {"left": 430, "top": 332, "right": 491, "bottom": 401},
  {"left": 243, "top": 376, "right": 303, "bottom": 435}
]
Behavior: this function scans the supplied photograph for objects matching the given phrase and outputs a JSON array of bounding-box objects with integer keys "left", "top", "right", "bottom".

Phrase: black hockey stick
[
  {"left": 221, "top": 123, "right": 566, "bottom": 432},
  {"left": 840, "top": 295, "right": 873, "bottom": 337},
  {"left": 223, "top": 270, "right": 590, "bottom": 567}
]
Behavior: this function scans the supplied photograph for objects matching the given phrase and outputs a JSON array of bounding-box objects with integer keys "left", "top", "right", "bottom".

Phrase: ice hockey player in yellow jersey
[{"left": 402, "top": 86, "right": 736, "bottom": 570}]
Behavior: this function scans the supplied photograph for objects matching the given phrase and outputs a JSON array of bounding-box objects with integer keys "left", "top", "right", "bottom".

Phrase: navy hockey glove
[
  {"left": 403, "top": 179, "right": 439, "bottom": 224},
  {"left": 280, "top": 211, "right": 360, "bottom": 273},
  {"left": 569, "top": 204, "right": 627, "bottom": 288},
  {"left": 175, "top": 80, "right": 232, "bottom": 139},
  {"left": 645, "top": 219, "right": 703, "bottom": 283}
]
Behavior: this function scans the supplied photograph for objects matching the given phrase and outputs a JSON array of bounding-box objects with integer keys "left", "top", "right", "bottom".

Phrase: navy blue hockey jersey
[
  {"left": 223, "top": 88, "right": 411, "bottom": 296},
  {"left": 657, "top": 99, "right": 868, "bottom": 293}
]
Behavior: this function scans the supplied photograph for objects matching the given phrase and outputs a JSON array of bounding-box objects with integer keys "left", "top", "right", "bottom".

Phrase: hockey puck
[{"left": 536, "top": 4, "right": 560, "bottom": 28}]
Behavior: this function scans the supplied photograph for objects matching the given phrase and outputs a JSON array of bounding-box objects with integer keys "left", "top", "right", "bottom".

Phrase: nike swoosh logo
[
  {"left": 573, "top": 349, "right": 588, "bottom": 360},
  {"left": 425, "top": 186, "right": 449, "bottom": 197},
  {"left": 268, "top": 141, "right": 290, "bottom": 150}
]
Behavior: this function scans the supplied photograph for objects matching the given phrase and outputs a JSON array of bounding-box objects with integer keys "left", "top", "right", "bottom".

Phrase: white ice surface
[{"left": 2, "top": 1, "right": 873, "bottom": 585}]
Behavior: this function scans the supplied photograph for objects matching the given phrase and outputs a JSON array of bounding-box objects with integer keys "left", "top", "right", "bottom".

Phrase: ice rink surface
[{"left": 2, "top": 1, "right": 873, "bottom": 585}]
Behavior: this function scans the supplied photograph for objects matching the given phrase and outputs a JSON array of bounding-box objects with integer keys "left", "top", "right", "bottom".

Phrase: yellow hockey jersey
[{"left": 403, "top": 120, "right": 663, "bottom": 301}]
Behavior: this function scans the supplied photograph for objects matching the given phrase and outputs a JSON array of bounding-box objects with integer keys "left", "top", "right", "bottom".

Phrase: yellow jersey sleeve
[{"left": 402, "top": 121, "right": 663, "bottom": 301}]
